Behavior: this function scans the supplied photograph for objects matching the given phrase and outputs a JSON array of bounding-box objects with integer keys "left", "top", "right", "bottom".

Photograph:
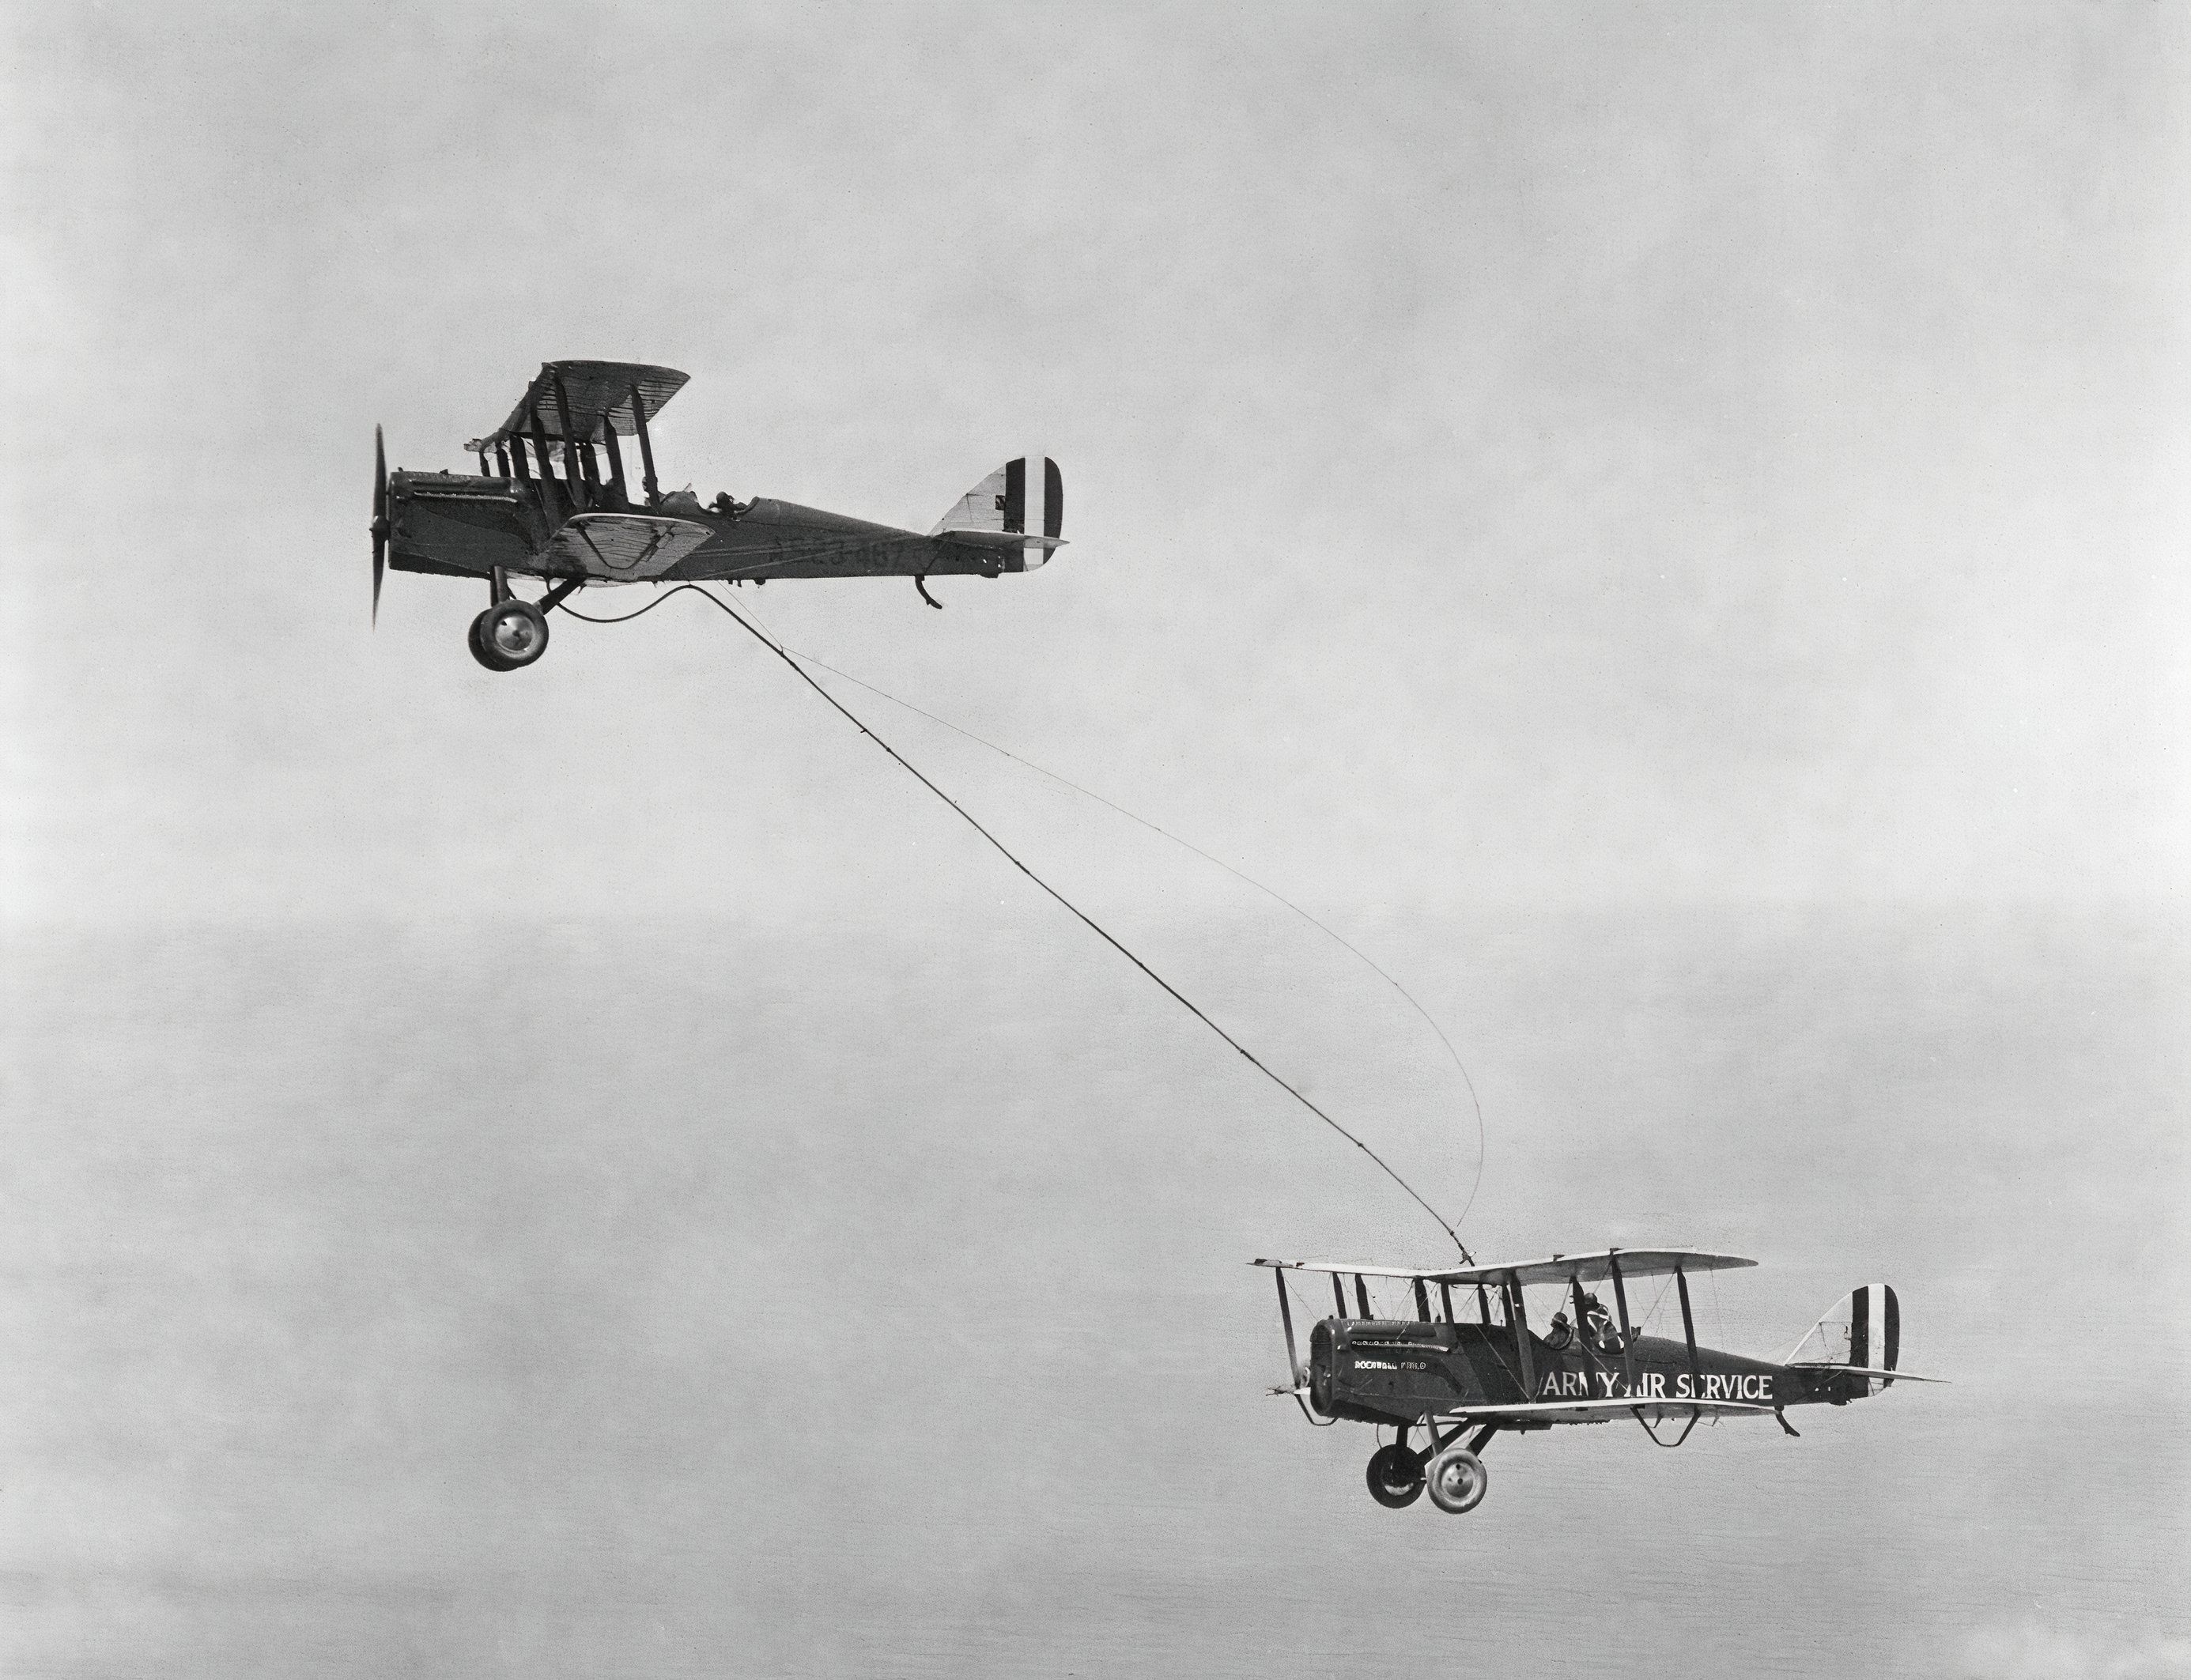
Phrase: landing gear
[
  {"left": 1366, "top": 1443, "right": 1425, "bottom": 1508},
  {"left": 1423, "top": 1446, "right": 1489, "bottom": 1514},
  {"left": 470, "top": 598, "right": 549, "bottom": 671}
]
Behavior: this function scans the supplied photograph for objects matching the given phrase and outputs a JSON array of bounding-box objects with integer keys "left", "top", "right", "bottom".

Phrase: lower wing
[{"left": 1432, "top": 1398, "right": 1777, "bottom": 1423}]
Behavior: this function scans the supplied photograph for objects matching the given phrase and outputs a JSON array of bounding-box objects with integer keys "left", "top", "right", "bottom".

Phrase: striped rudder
[
  {"left": 928, "top": 457, "right": 1065, "bottom": 568},
  {"left": 1783, "top": 1283, "right": 1901, "bottom": 1389}
]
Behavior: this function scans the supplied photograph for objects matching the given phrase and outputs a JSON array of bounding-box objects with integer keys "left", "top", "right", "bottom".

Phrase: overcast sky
[
  {"left": 3, "top": 2, "right": 2183, "bottom": 927},
  {"left": 2, "top": 6, "right": 2186, "bottom": 1678}
]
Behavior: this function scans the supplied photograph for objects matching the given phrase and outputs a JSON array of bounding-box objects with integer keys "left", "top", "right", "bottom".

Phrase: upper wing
[
  {"left": 1252, "top": 1250, "right": 1759, "bottom": 1288},
  {"left": 477, "top": 360, "right": 690, "bottom": 447}
]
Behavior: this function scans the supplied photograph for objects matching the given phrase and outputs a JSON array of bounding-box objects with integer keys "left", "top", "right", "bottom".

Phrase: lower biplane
[
  {"left": 1256, "top": 1248, "right": 1941, "bottom": 1513},
  {"left": 368, "top": 360, "right": 1065, "bottom": 670}
]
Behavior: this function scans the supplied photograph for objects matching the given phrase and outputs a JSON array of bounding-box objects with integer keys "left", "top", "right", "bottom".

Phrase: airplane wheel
[
  {"left": 472, "top": 599, "right": 549, "bottom": 670},
  {"left": 467, "top": 613, "right": 509, "bottom": 670},
  {"left": 1424, "top": 1447, "right": 1488, "bottom": 1515},
  {"left": 1366, "top": 1444, "right": 1424, "bottom": 1509}
]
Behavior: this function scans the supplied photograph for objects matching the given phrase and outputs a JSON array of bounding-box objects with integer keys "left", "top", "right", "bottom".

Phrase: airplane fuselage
[
  {"left": 387, "top": 471, "right": 1034, "bottom": 586},
  {"left": 1311, "top": 1317, "right": 1873, "bottom": 1428}
]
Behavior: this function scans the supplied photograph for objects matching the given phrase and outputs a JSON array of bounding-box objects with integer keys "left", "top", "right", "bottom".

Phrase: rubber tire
[
  {"left": 1424, "top": 1446, "right": 1488, "bottom": 1515},
  {"left": 1366, "top": 1444, "right": 1425, "bottom": 1509},
  {"left": 468, "top": 612, "right": 512, "bottom": 671},
  {"left": 475, "top": 598, "right": 549, "bottom": 670}
]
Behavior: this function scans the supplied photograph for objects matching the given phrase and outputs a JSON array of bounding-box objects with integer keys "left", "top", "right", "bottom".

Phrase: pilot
[
  {"left": 1544, "top": 1309, "right": 1573, "bottom": 1351},
  {"left": 1581, "top": 1293, "right": 1622, "bottom": 1352},
  {"left": 658, "top": 485, "right": 708, "bottom": 518},
  {"left": 710, "top": 491, "right": 747, "bottom": 519}
]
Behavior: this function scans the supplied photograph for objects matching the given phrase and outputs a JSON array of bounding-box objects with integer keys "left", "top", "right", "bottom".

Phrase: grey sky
[
  {"left": 2, "top": 6, "right": 2186, "bottom": 1678},
  {"left": 4, "top": 2, "right": 2183, "bottom": 923}
]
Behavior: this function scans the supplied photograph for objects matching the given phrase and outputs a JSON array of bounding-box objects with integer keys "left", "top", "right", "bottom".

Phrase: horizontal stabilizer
[
  {"left": 931, "top": 528, "right": 1067, "bottom": 551},
  {"left": 542, "top": 512, "right": 712, "bottom": 580},
  {"left": 1788, "top": 1363, "right": 1947, "bottom": 1384}
]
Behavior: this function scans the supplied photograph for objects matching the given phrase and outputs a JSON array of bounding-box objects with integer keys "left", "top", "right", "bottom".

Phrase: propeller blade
[{"left": 371, "top": 424, "right": 387, "bottom": 627}]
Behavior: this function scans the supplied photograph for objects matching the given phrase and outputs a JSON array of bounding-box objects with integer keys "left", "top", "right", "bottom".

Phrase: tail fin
[
  {"left": 1782, "top": 1283, "right": 1898, "bottom": 1369},
  {"left": 929, "top": 457, "right": 1064, "bottom": 567}
]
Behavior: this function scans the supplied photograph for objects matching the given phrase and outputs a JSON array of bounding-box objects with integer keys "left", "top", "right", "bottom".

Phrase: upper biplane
[
  {"left": 1256, "top": 1247, "right": 1942, "bottom": 1513},
  {"left": 368, "top": 361, "right": 1066, "bottom": 670}
]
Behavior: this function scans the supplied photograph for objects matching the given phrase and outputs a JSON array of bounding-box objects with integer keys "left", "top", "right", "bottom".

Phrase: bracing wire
[
  {"left": 723, "top": 593, "right": 1490, "bottom": 1237},
  {"left": 557, "top": 582, "right": 1471, "bottom": 1259},
  {"left": 557, "top": 585, "right": 711, "bottom": 624},
  {"left": 557, "top": 583, "right": 1487, "bottom": 1242}
]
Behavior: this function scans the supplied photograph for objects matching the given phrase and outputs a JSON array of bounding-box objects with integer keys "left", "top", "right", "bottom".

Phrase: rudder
[
  {"left": 1783, "top": 1283, "right": 1899, "bottom": 1374},
  {"left": 929, "top": 457, "right": 1065, "bottom": 564}
]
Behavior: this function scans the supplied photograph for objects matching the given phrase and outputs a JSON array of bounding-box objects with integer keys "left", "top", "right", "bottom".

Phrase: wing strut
[
  {"left": 551, "top": 374, "right": 589, "bottom": 512},
  {"left": 629, "top": 381, "right": 659, "bottom": 506},
  {"left": 601, "top": 423, "right": 629, "bottom": 504},
  {"left": 1507, "top": 1274, "right": 1535, "bottom": 1396},
  {"left": 1608, "top": 1250, "right": 1638, "bottom": 1394},
  {"left": 1675, "top": 1262, "right": 1702, "bottom": 1396},
  {"left": 530, "top": 405, "right": 564, "bottom": 525}
]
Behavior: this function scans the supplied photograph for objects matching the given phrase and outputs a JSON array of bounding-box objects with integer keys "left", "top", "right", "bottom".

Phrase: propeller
[{"left": 370, "top": 424, "right": 389, "bottom": 625}]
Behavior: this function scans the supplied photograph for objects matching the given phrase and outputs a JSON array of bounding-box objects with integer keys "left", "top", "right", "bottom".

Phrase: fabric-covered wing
[
  {"left": 1252, "top": 1250, "right": 1759, "bottom": 1288},
  {"left": 482, "top": 361, "right": 689, "bottom": 447},
  {"left": 542, "top": 513, "right": 714, "bottom": 581},
  {"left": 1427, "top": 1397, "right": 1777, "bottom": 1423}
]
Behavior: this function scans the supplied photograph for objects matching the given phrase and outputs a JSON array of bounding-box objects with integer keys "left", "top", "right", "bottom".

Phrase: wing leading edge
[
  {"left": 481, "top": 360, "right": 690, "bottom": 447},
  {"left": 1252, "top": 1249, "right": 1759, "bottom": 1288},
  {"left": 1427, "top": 1398, "right": 1777, "bottom": 1423}
]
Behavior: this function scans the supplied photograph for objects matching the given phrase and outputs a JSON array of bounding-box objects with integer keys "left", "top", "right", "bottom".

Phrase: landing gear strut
[{"left": 1366, "top": 1423, "right": 1496, "bottom": 1513}]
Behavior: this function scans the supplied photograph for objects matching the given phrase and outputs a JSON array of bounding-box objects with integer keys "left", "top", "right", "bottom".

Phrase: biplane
[
  {"left": 1255, "top": 1248, "right": 1941, "bottom": 1513},
  {"left": 368, "top": 361, "right": 1066, "bottom": 670}
]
